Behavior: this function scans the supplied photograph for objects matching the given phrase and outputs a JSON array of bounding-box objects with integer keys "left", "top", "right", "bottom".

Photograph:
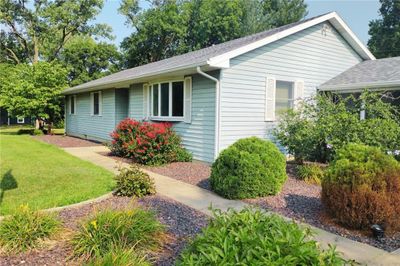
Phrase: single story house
[{"left": 62, "top": 12, "right": 376, "bottom": 163}]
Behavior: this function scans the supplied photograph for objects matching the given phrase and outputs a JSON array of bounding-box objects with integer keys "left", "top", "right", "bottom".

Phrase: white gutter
[{"left": 196, "top": 66, "right": 220, "bottom": 159}]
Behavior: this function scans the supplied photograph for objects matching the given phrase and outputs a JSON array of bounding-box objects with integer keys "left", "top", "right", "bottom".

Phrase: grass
[{"left": 0, "top": 127, "right": 114, "bottom": 215}]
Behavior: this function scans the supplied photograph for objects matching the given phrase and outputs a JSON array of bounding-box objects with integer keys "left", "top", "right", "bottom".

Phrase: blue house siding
[
  {"left": 219, "top": 22, "right": 363, "bottom": 151},
  {"left": 66, "top": 89, "right": 117, "bottom": 141},
  {"left": 127, "top": 73, "right": 216, "bottom": 162},
  {"left": 115, "top": 89, "right": 129, "bottom": 124}
]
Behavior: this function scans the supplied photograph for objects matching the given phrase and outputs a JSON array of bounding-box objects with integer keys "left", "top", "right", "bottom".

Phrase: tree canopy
[
  {"left": 368, "top": 0, "right": 400, "bottom": 58},
  {"left": 120, "top": 0, "right": 307, "bottom": 68}
]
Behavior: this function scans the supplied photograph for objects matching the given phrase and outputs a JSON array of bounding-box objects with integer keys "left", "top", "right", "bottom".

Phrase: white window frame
[
  {"left": 275, "top": 80, "right": 295, "bottom": 117},
  {"left": 17, "top": 117, "right": 25, "bottom": 124},
  {"left": 150, "top": 80, "right": 185, "bottom": 121},
  {"left": 69, "top": 95, "right": 76, "bottom": 115},
  {"left": 90, "top": 91, "right": 102, "bottom": 116}
]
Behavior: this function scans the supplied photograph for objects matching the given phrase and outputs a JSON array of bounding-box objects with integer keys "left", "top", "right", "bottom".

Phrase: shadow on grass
[{"left": 0, "top": 170, "right": 18, "bottom": 205}]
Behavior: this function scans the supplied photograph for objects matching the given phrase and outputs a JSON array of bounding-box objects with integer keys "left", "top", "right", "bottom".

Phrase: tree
[
  {"left": 0, "top": 0, "right": 111, "bottom": 65},
  {"left": 120, "top": 0, "right": 307, "bottom": 68},
  {"left": 0, "top": 62, "right": 68, "bottom": 132},
  {"left": 60, "top": 36, "right": 121, "bottom": 86},
  {"left": 368, "top": 0, "right": 400, "bottom": 58}
]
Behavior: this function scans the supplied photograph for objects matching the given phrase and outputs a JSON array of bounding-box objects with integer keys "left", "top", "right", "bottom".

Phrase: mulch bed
[
  {"left": 0, "top": 195, "right": 208, "bottom": 266},
  {"left": 34, "top": 135, "right": 102, "bottom": 148}
]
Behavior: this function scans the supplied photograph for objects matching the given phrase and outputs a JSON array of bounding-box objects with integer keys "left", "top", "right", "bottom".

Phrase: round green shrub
[
  {"left": 210, "top": 137, "right": 287, "bottom": 199},
  {"left": 113, "top": 165, "right": 156, "bottom": 197},
  {"left": 322, "top": 143, "right": 400, "bottom": 232},
  {"left": 177, "top": 208, "right": 348, "bottom": 265}
]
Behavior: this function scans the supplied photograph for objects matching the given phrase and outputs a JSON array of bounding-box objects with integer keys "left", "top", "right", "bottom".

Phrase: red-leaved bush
[{"left": 109, "top": 118, "right": 192, "bottom": 165}]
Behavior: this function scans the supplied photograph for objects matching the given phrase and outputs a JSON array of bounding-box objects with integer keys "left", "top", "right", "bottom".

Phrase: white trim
[
  {"left": 17, "top": 117, "right": 25, "bottom": 124},
  {"left": 196, "top": 67, "right": 220, "bottom": 160},
  {"left": 319, "top": 80, "right": 400, "bottom": 91},
  {"left": 207, "top": 12, "right": 374, "bottom": 67}
]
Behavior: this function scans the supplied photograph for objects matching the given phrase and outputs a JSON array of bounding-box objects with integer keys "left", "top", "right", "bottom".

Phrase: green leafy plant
[
  {"left": 72, "top": 208, "right": 165, "bottom": 259},
  {"left": 109, "top": 118, "right": 192, "bottom": 165},
  {"left": 0, "top": 205, "right": 60, "bottom": 253},
  {"left": 210, "top": 137, "right": 287, "bottom": 199},
  {"left": 296, "top": 163, "right": 325, "bottom": 185},
  {"left": 322, "top": 143, "right": 400, "bottom": 232},
  {"left": 83, "top": 246, "right": 151, "bottom": 266},
  {"left": 275, "top": 92, "right": 400, "bottom": 163},
  {"left": 177, "top": 208, "right": 350, "bottom": 265},
  {"left": 114, "top": 165, "right": 156, "bottom": 197}
]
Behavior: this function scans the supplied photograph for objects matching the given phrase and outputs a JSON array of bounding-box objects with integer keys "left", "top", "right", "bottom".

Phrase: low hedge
[
  {"left": 322, "top": 143, "right": 400, "bottom": 232},
  {"left": 210, "top": 137, "right": 287, "bottom": 199}
]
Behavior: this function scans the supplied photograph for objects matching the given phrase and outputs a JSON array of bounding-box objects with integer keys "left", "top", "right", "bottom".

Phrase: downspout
[{"left": 196, "top": 66, "right": 220, "bottom": 159}]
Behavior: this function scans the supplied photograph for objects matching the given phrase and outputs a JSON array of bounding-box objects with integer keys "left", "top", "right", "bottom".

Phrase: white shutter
[
  {"left": 98, "top": 91, "right": 102, "bottom": 116},
  {"left": 293, "top": 80, "right": 304, "bottom": 109},
  {"left": 184, "top": 76, "right": 192, "bottom": 123},
  {"left": 265, "top": 77, "right": 276, "bottom": 121},
  {"left": 143, "top": 84, "right": 149, "bottom": 120},
  {"left": 90, "top": 92, "right": 94, "bottom": 115}
]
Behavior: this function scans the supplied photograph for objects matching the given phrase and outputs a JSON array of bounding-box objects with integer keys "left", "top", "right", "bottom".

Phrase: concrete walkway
[{"left": 64, "top": 145, "right": 400, "bottom": 266}]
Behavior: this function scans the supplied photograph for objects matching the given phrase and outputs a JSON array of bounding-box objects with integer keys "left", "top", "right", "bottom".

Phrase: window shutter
[
  {"left": 294, "top": 80, "right": 304, "bottom": 109},
  {"left": 265, "top": 77, "right": 276, "bottom": 121},
  {"left": 98, "top": 91, "right": 102, "bottom": 115},
  {"left": 90, "top": 92, "right": 94, "bottom": 115},
  {"left": 184, "top": 77, "right": 192, "bottom": 123},
  {"left": 143, "top": 84, "right": 149, "bottom": 120}
]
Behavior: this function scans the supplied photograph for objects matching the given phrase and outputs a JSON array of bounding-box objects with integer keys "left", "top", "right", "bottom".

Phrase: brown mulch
[
  {"left": 0, "top": 195, "right": 208, "bottom": 266},
  {"left": 34, "top": 135, "right": 102, "bottom": 148}
]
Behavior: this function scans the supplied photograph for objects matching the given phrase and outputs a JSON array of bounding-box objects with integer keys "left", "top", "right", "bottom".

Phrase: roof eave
[{"left": 318, "top": 80, "right": 400, "bottom": 92}]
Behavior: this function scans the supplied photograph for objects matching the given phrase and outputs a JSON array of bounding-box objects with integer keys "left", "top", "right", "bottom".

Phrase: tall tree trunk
[{"left": 33, "top": 35, "right": 39, "bottom": 64}]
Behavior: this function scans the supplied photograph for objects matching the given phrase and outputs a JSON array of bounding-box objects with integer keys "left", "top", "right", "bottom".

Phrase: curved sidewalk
[{"left": 64, "top": 145, "right": 400, "bottom": 266}]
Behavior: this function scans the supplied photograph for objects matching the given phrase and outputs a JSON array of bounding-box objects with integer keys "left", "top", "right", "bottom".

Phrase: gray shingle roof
[
  {"left": 63, "top": 13, "right": 329, "bottom": 94},
  {"left": 319, "top": 56, "right": 400, "bottom": 90}
]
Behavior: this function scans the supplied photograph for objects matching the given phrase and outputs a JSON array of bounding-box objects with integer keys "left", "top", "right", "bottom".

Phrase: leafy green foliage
[
  {"left": 296, "top": 163, "right": 324, "bottom": 185},
  {"left": 177, "top": 208, "right": 349, "bottom": 265},
  {"left": 114, "top": 165, "right": 156, "bottom": 198},
  {"left": 17, "top": 128, "right": 44, "bottom": 136},
  {"left": 0, "top": 62, "right": 67, "bottom": 126},
  {"left": 0, "top": 205, "right": 60, "bottom": 253},
  {"left": 210, "top": 137, "right": 287, "bottom": 199},
  {"left": 60, "top": 36, "right": 121, "bottom": 86},
  {"left": 368, "top": 0, "right": 400, "bottom": 58},
  {"left": 275, "top": 92, "right": 400, "bottom": 163},
  {"left": 83, "top": 246, "right": 151, "bottom": 266},
  {"left": 119, "top": 0, "right": 307, "bottom": 68},
  {"left": 322, "top": 143, "right": 400, "bottom": 232},
  {"left": 72, "top": 208, "right": 165, "bottom": 259}
]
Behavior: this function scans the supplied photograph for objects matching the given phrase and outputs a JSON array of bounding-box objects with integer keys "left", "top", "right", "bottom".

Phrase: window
[
  {"left": 70, "top": 95, "right": 76, "bottom": 115},
  {"left": 91, "top": 91, "right": 102, "bottom": 116},
  {"left": 150, "top": 80, "right": 184, "bottom": 119},
  {"left": 17, "top": 117, "right": 24, "bottom": 124},
  {"left": 275, "top": 80, "right": 294, "bottom": 116}
]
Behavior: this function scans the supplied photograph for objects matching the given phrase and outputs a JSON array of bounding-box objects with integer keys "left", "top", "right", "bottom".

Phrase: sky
[{"left": 96, "top": 0, "right": 381, "bottom": 47}]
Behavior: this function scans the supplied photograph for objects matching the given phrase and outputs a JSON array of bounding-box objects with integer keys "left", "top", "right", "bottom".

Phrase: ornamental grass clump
[
  {"left": 109, "top": 118, "right": 192, "bottom": 165},
  {"left": 322, "top": 143, "right": 400, "bottom": 232},
  {"left": 72, "top": 207, "right": 165, "bottom": 260},
  {"left": 210, "top": 137, "right": 287, "bottom": 199},
  {"left": 177, "top": 208, "right": 349, "bottom": 265},
  {"left": 114, "top": 165, "right": 156, "bottom": 197},
  {"left": 296, "top": 163, "right": 325, "bottom": 185},
  {"left": 83, "top": 246, "right": 151, "bottom": 266},
  {"left": 0, "top": 205, "right": 60, "bottom": 253}
]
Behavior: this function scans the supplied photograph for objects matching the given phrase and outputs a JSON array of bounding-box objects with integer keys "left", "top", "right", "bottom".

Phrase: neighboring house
[
  {"left": 319, "top": 56, "right": 400, "bottom": 106},
  {"left": 0, "top": 107, "right": 32, "bottom": 126},
  {"left": 62, "top": 12, "right": 375, "bottom": 163}
]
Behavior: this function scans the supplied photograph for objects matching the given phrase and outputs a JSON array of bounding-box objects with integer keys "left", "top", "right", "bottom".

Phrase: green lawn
[{"left": 0, "top": 128, "right": 114, "bottom": 215}]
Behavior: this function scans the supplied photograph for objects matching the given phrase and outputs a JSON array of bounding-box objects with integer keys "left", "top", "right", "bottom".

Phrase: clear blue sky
[{"left": 96, "top": 0, "right": 381, "bottom": 46}]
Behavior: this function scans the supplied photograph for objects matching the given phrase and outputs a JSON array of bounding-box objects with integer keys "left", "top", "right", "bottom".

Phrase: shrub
[
  {"left": 16, "top": 128, "right": 44, "bottom": 135},
  {"left": 275, "top": 92, "right": 400, "bottom": 163},
  {"left": 210, "top": 137, "right": 286, "bottom": 199},
  {"left": 0, "top": 205, "right": 60, "bottom": 252},
  {"left": 322, "top": 143, "right": 400, "bottom": 232},
  {"left": 109, "top": 118, "right": 192, "bottom": 165},
  {"left": 83, "top": 247, "right": 151, "bottom": 266},
  {"left": 72, "top": 208, "right": 165, "bottom": 259},
  {"left": 296, "top": 163, "right": 325, "bottom": 185},
  {"left": 177, "top": 208, "right": 348, "bottom": 265},
  {"left": 114, "top": 165, "right": 156, "bottom": 197}
]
